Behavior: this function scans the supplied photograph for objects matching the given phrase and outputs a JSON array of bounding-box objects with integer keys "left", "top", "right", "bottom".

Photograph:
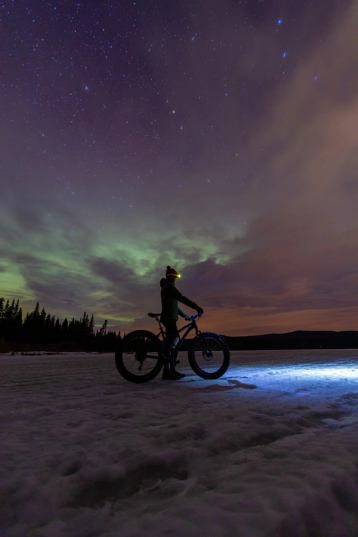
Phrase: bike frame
[{"left": 153, "top": 317, "right": 201, "bottom": 353}]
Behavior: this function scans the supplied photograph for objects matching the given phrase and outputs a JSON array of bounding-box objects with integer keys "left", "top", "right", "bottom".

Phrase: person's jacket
[{"left": 160, "top": 278, "right": 199, "bottom": 321}]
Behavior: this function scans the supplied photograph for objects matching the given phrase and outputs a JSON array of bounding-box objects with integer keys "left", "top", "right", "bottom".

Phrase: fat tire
[
  {"left": 115, "top": 330, "right": 163, "bottom": 383},
  {"left": 188, "top": 332, "right": 230, "bottom": 379}
]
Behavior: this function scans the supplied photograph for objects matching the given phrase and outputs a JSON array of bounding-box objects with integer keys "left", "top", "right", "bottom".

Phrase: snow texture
[{"left": 1, "top": 350, "right": 358, "bottom": 537}]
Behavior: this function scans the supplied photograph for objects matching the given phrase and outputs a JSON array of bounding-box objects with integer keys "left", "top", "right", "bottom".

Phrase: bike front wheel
[
  {"left": 115, "top": 330, "right": 164, "bottom": 383},
  {"left": 188, "top": 332, "right": 230, "bottom": 379}
]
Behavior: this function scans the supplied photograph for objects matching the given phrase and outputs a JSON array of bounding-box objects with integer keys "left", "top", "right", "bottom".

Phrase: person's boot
[
  {"left": 169, "top": 360, "right": 186, "bottom": 379},
  {"left": 162, "top": 357, "right": 173, "bottom": 380},
  {"left": 162, "top": 370, "right": 186, "bottom": 380},
  {"left": 170, "top": 369, "right": 186, "bottom": 380},
  {"left": 162, "top": 368, "right": 176, "bottom": 380},
  {"left": 162, "top": 364, "right": 185, "bottom": 380}
]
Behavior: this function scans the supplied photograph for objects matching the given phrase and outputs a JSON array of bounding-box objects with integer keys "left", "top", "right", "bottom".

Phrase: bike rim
[
  {"left": 121, "top": 334, "right": 162, "bottom": 379},
  {"left": 191, "top": 336, "right": 227, "bottom": 376}
]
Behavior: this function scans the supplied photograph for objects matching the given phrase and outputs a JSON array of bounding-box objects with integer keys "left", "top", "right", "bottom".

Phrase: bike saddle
[{"left": 148, "top": 312, "right": 161, "bottom": 318}]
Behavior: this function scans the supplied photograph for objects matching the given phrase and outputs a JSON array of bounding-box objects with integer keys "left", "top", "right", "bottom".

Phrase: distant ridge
[{"left": 224, "top": 330, "right": 358, "bottom": 350}]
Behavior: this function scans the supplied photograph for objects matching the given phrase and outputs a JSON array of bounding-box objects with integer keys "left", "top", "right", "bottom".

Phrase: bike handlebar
[
  {"left": 148, "top": 312, "right": 202, "bottom": 323},
  {"left": 187, "top": 313, "right": 202, "bottom": 321}
]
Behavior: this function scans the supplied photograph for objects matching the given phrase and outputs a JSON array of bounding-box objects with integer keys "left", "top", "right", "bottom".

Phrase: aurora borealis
[{"left": 1, "top": 1, "right": 357, "bottom": 335}]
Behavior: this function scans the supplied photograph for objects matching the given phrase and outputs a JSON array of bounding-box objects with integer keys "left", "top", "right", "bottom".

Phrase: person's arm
[
  {"left": 172, "top": 287, "right": 203, "bottom": 314},
  {"left": 178, "top": 308, "right": 192, "bottom": 320}
]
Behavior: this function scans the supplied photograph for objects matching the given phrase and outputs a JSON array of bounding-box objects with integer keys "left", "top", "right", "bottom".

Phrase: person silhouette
[{"left": 160, "top": 266, "right": 204, "bottom": 380}]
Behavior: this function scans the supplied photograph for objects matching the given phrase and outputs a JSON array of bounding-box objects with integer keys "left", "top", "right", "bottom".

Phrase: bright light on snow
[
  {"left": 228, "top": 363, "right": 358, "bottom": 382},
  {"left": 287, "top": 365, "right": 358, "bottom": 380}
]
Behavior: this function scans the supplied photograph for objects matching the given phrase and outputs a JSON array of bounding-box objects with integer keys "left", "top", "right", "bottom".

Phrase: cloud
[
  {"left": 78, "top": 0, "right": 358, "bottom": 335},
  {"left": 178, "top": 3, "right": 358, "bottom": 333}
]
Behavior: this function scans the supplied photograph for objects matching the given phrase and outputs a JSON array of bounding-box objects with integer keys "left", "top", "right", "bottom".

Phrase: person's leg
[
  {"left": 163, "top": 319, "right": 179, "bottom": 364},
  {"left": 162, "top": 320, "right": 184, "bottom": 379},
  {"left": 167, "top": 321, "right": 179, "bottom": 353}
]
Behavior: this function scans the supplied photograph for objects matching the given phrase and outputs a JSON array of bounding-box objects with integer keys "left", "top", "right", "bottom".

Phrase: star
[
  {"left": 281, "top": 50, "right": 288, "bottom": 59},
  {"left": 276, "top": 18, "right": 284, "bottom": 26}
]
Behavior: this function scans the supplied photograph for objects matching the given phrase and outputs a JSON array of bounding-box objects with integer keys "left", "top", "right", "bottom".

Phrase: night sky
[{"left": 1, "top": 0, "right": 357, "bottom": 336}]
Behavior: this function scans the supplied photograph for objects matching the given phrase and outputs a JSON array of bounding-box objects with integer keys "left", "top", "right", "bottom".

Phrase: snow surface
[{"left": 1, "top": 350, "right": 358, "bottom": 537}]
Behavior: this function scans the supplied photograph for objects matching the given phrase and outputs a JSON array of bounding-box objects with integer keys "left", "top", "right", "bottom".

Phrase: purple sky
[{"left": 0, "top": 1, "right": 357, "bottom": 335}]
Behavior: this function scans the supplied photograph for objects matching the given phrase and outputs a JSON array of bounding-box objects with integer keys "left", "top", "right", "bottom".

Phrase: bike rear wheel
[
  {"left": 188, "top": 332, "right": 230, "bottom": 379},
  {"left": 115, "top": 330, "right": 163, "bottom": 383}
]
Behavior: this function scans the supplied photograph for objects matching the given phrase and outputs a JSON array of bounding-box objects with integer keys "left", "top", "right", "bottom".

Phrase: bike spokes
[
  {"left": 115, "top": 330, "right": 163, "bottom": 383},
  {"left": 188, "top": 334, "right": 230, "bottom": 379}
]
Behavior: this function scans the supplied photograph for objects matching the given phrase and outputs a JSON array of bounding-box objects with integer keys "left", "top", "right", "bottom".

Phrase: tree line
[{"left": 0, "top": 298, "right": 119, "bottom": 351}]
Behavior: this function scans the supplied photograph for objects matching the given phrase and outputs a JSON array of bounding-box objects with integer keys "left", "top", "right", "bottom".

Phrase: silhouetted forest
[
  {"left": 0, "top": 298, "right": 118, "bottom": 352},
  {"left": 225, "top": 330, "right": 358, "bottom": 350},
  {"left": 2, "top": 297, "right": 357, "bottom": 353}
]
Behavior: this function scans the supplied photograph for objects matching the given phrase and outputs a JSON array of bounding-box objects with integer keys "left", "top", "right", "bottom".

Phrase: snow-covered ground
[{"left": 1, "top": 350, "right": 358, "bottom": 537}]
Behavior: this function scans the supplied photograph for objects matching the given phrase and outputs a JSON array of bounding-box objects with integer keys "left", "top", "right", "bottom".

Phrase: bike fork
[{"left": 200, "top": 335, "right": 213, "bottom": 358}]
